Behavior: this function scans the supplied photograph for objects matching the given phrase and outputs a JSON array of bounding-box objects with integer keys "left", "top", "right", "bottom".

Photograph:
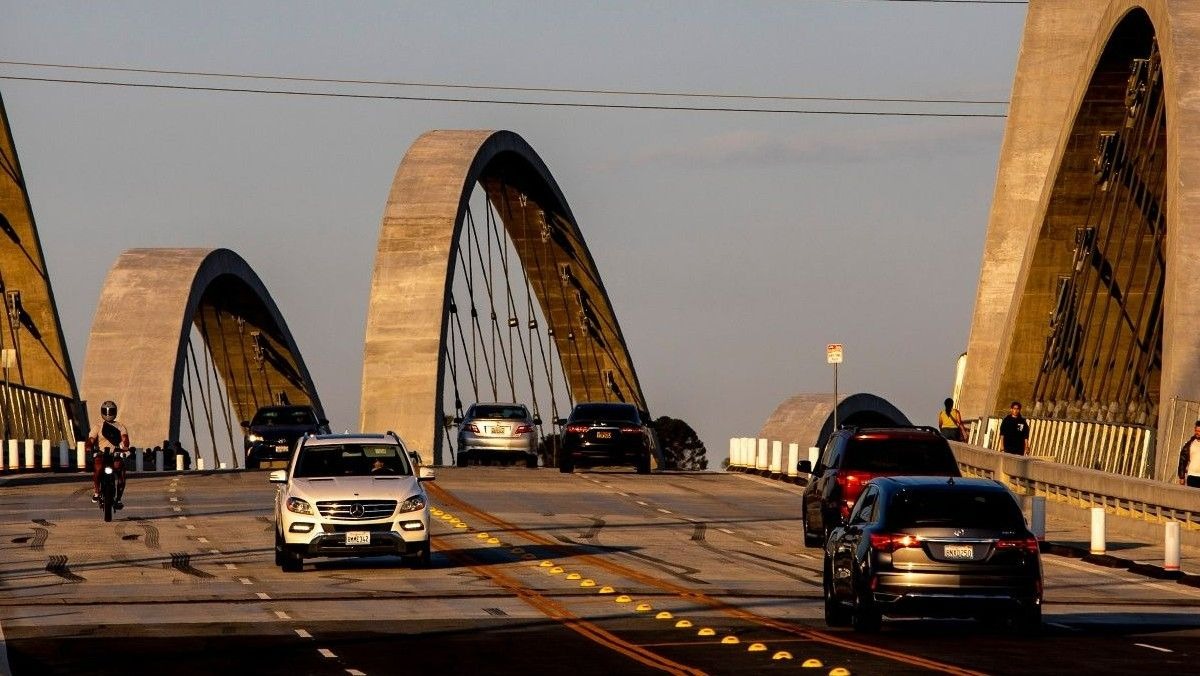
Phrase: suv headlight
[
  {"left": 398, "top": 494, "right": 426, "bottom": 513},
  {"left": 247, "top": 433, "right": 264, "bottom": 443},
  {"left": 286, "top": 497, "right": 314, "bottom": 515}
]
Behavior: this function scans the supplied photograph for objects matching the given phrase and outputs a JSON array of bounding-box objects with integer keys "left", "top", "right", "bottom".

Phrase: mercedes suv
[{"left": 270, "top": 432, "right": 434, "bottom": 572}]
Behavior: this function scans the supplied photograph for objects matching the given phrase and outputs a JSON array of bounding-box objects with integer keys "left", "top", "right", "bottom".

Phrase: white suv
[{"left": 270, "top": 432, "right": 434, "bottom": 572}]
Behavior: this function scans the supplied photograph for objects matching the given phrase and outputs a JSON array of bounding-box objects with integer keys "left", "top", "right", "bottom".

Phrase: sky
[{"left": 0, "top": 1, "right": 1029, "bottom": 463}]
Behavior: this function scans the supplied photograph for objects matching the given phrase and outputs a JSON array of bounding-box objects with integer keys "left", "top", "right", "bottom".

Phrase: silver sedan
[{"left": 455, "top": 402, "right": 541, "bottom": 468}]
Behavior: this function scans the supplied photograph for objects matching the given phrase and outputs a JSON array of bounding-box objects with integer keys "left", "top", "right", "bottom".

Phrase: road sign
[{"left": 826, "top": 343, "right": 843, "bottom": 364}]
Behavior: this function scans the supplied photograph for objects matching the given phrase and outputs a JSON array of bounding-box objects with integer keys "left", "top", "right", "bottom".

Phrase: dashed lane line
[
  {"left": 239, "top": 578, "right": 253, "bottom": 585},
  {"left": 753, "top": 540, "right": 775, "bottom": 548},
  {"left": 274, "top": 611, "right": 291, "bottom": 620},
  {"left": 295, "top": 629, "right": 312, "bottom": 638},
  {"left": 717, "top": 528, "right": 734, "bottom": 535},
  {"left": 256, "top": 592, "right": 271, "bottom": 600},
  {"left": 318, "top": 648, "right": 336, "bottom": 658},
  {"left": 1133, "top": 643, "right": 1172, "bottom": 653},
  {"left": 346, "top": 670, "right": 366, "bottom": 676},
  {"left": 656, "top": 508, "right": 673, "bottom": 514}
]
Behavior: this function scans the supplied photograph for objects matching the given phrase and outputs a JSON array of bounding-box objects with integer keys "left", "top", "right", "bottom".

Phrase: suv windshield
[
  {"left": 887, "top": 488, "right": 1026, "bottom": 529},
  {"left": 469, "top": 405, "right": 529, "bottom": 420},
  {"left": 293, "top": 444, "right": 412, "bottom": 478},
  {"left": 570, "top": 404, "right": 639, "bottom": 422},
  {"left": 253, "top": 407, "right": 317, "bottom": 426},
  {"left": 842, "top": 437, "right": 958, "bottom": 473}
]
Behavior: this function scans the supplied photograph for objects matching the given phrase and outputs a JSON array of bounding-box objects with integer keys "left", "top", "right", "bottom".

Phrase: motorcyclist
[{"left": 88, "top": 400, "right": 130, "bottom": 509}]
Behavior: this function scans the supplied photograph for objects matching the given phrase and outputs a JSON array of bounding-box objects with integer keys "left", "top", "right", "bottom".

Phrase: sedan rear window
[
  {"left": 253, "top": 407, "right": 317, "bottom": 426},
  {"left": 294, "top": 444, "right": 412, "bottom": 477},
  {"left": 570, "top": 404, "right": 638, "bottom": 422},
  {"left": 469, "top": 405, "right": 530, "bottom": 420},
  {"left": 842, "top": 438, "right": 959, "bottom": 474},
  {"left": 887, "top": 488, "right": 1026, "bottom": 529}
]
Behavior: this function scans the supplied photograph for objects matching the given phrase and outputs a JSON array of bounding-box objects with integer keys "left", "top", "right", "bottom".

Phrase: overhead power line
[
  {"left": 0, "top": 60, "right": 1009, "bottom": 106},
  {"left": 0, "top": 75, "right": 1009, "bottom": 118}
]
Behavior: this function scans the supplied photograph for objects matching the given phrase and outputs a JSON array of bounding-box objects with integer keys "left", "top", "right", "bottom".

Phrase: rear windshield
[
  {"left": 842, "top": 437, "right": 959, "bottom": 473},
  {"left": 469, "top": 405, "right": 530, "bottom": 420},
  {"left": 570, "top": 404, "right": 639, "bottom": 422},
  {"left": 253, "top": 407, "right": 317, "bottom": 426},
  {"left": 887, "top": 488, "right": 1026, "bottom": 529},
  {"left": 293, "top": 444, "right": 412, "bottom": 478}
]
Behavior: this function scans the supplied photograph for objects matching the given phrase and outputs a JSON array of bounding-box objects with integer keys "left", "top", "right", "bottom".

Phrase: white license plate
[
  {"left": 345, "top": 531, "right": 370, "bottom": 546},
  {"left": 489, "top": 426, "right": 509, "bottom": 435},
  {"left": 595, "top": 431, "right": 613, "bottom": 439},
  {"left": 944, "top": 544, "right": 974, "bottom": 559},
  {"left": 274, "top": 444, "right": 290, "bottom": 453}
]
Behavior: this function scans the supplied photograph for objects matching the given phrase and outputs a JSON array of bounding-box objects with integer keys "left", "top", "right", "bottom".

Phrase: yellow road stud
[
  {"left": 431, "top": 509, "right": 443, "bottom": 516},
  {"left": 476, "top": 532, "right": 490, "bottom": 539},
  {"left": 566, "top": 573, "right": 582, "bottom": 580},
  {"left": 580, "top": 579, "right": 596, "bottom": 587},
  {"left": 654, "top": 611, "right": 673, "bottom": 620},
  {"left": 549, "top": 567, "right": 564, "bottom": 574},
  {"left": 697, "top": 628, "right": 715, "bottom": 636},
  {"left": 747, "top": 643, "right": 767, "bottom": 652},
  {"left": 828, "top": 669, "right": 851, "bottom": 676},
  {"left": 634, "top": 603, "right": 653, "bottom": 612},
  {"left": 772, "top": 651, "right": 793, "bottom": 661},
  {"left": 801, "top": 658, "right": 824, "bottom": 668},
  {"left": 615, "top": 595, "right": 632, "bottom": 603},
  {"left": 454, "top": 522, "right": 468, "bottom": 529},
  {"left": 521, "top": 553, "right": 536, "bottom": 560},
  {"left": 440, "top": 514, "right": 454, "bottom": 521},
  {"left": 720, "top": 636, "right": 740, "bottom": 645},
  {"left": 539, "top": 561, "right": 554, "bottom": 567},
  {"left": 598, "top": 586, "right": 615, "bottom": 594},
  {"left": 486, "top": 537, "right": 501, "bottom": 544},
  {"left": 674, "top": 620, "right": 693, "bottom": 628}
]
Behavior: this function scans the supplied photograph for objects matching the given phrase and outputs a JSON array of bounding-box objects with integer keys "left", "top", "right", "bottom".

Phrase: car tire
[
  {"left": 802, "top": 511, "right": 823, "bottom": 548},
  {"left": 851, "top": 586, "right": 881, "bottom": 633},
  {"left": 281, "top": 548, "right": 304, "bottom": 573},
  {"left": 245, "top": 456, "right": 259, "bottom": 470},
  {"left": 559, "top": 454, "right": 574, "bottom": 473},
  {"left": 525, "top": 454, "right": 538, "bottom": 469},
  {"left": 411, "top": 541, "right": 432, "bottom": 569},
  {"left": 635, "top": 453, "right": 651, "bottom": 475},
  {"left": 1012, "top": 603, "right": 1042, "bottom": 634},
  {"left": 823, "top": 558, "right": 851, "bottom": 627},
  {"left": 456, "top": 452, "right": 469, "bottom": 468},
  {"left": 274, "top": 530, "right": 285, "bottom": 566}
]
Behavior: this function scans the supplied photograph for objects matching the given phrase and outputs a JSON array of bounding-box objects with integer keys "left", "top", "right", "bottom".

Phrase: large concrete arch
[
  {"left": 960, "top": 1, "right": 1200, "bottom": 479},
  {"left": 0, "top": 92, "right": 81, "bottom": 442},
  {"left": 361, "top": 130, "right": 648, "bottom": 462},
  {"left": 82, "top": 248, "right": 324, "bottom": 451},
  {"left": 757, "top": 393, "right": 911, "bottom": 453}
]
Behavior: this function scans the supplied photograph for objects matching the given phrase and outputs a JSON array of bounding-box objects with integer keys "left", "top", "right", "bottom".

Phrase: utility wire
[
  {"left": 0, "top": 59, "right": 1009, "bottom": 106},
  {"left": 0, "top": 75, "right": 1007, "bottom": 118}
]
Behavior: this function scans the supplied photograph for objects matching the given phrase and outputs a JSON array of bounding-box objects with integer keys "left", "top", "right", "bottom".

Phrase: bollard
[
  {"left": 743, "top": 437, "right": 753, "bottom": 468},
  {"left": 1030, "top": 496, "right": 1046, "bottom": 540},
  {"left": 24, "top": 439, "right": 34, "bottom": 469},
  {"left": 756, "top": 439, "right": 768, "bottom": 472},
  {"left": 9, "top": 439, "right": 19, "bottom": 470},
  {"left": 76, "top": 441, "right": 86, "bottom": 470},
  {"left": 175, "top": 453, "right": 184, "bottom": 472},
  {"left": 58, "top": 440, "right": 69, "bottom": 469},
  {"left": 1090, "top": 506, "right": 1106, "bottom": 555},
  {"left": 728, "top": 438, "right": 737, "bottom": 468},
  {"left": 219, "top": 461, "right": 227, "bottom": 470},
  {"left": 770, "top": 441, "right": 782, "bottom": 475},
  {"left": 135, "top": 448, "right": 144, "bottom": 473},
  {"left": 40, "top": 440, "right": 51, "bottom": 469},
  {"left": 197, "top": 457, "right": 205, "bottom": 471},
  {"left": 808, "top": 446, "right": 820, "bottom": 468},
  {"left": 1165, "top": 522, "right": 1181, "bottom": 572},
  {"left": 786, "top": 443, "right": 799, "bottom": 478}
]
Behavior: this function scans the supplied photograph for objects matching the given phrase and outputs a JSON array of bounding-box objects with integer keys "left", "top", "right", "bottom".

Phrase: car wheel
[
  {"left": 245, "top": 454, "right": 259, "bottom": 470},
  {"left": 411, "top": 541, "right": 432, "bottom": 569},
  {"left": 456, "top": 452, "right": 469, "bottom": 468},
  {"left": 851, "top": 586, "right": 881, "bottom": 633},
  {"left": 525, "top": 453, "right": 538, "bottom": 469},
  {"left": 281, "top": 548, "right": 304, "bottom": 573},
  {"left": 823, "top": 558, "right": 851, "bottom": 627},
  {"left": 1012, "top": 602, "right": 1042, "bottom": 634},
  {"left": 802, "top": 511, "right": 822, "bottom": 548},
  {"left": 635, "top": 453, "right": 651, "bottom": 475}
]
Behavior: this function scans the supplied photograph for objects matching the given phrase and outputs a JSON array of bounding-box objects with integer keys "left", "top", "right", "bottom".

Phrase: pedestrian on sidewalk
[
  {"left": 999, "top": 401, "right": 1029, "bottom": 455},
  {"left": 937, "top": 398, "right": 968, "bottom": 442},
  {"left": 1177, "top": 420, "right": 1200, "bottom": 487}
]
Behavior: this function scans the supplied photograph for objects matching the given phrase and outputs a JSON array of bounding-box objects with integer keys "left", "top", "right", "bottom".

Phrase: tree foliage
[{"left": 653, "top": 416, "right": 707, "bottom": 471}]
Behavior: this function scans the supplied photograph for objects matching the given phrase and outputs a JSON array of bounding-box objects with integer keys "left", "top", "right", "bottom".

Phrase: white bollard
[
  {"left": 24, "top": 439, "right": 34, "bottom": 469},
  {"left": 197, "top": 457, "right": 205, "bottom": 471},
  {"left": 9, "top": 439, "right": 20, "bottom": 470},
  {"left": 40, "top": 440, "right": 51, "bottom": 469},
  {"left": 219, "top": 461, "right": 227, "bottom": 470},
  {"left": 1165, "top": 521, "right": 1181, "bottom": 572},
  {"left": 135, "top": 449, "right": 144, "bottom": 473},
  {"left": 770, "top": 441, "right": 782, "bottom": 474},
  {"left": 786, "top": 443, "right": 799, "bottom": 477},
  {"left": 756, "top": 438, "right": 768, "bottom": 471},
  {"left": 728, "top": 438, "right": 737, "bottom": 468},
  {"left": 743, "top": 437, "right": 753, "bottom": 467},
  {"left": 1090, "top": 506, "right": 1106, "bottom": 555},
  {"left": 1030, "top": 496, "right": 1046, "bottom": 541},
  {"left": 76, "top": 441, "right": 86, "bottom": 470},
  {"left": 808, "top": 446, "right": 820, "bottom": 469},
  {"left": 58, "top": 440, "right": 69, "bottom": 469},
  {"left": 175, "top": 453, "right": 184, "bottom": 472}
]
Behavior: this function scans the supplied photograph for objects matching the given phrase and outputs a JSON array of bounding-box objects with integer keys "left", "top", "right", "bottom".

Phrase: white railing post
[
  {"left": 197, "top": 457, "right": 206, "bottom": 471},
  {"left": 728, "top": 438, "right": 737, "bottom": 468},
  {"left": 1165, "top": 521, "right": 1181, "bottom": 573},
  {"left": 23, "top": 439, "right": 34, "bottom": 469},
  {"left": 76, "top": 441, "right": 86, "bottom": 470},
  {"left": 808, "top": 446, "right": 820, "bottom": 468},
  {"left": 40, "top": 440, "right": 50, "bottom": 469},
  {"left": 1090, "top": 506, "right": 1106, "bottom": 555},
  {"left": 58, "top": 440, "right": 69, "bottom": 469},
  {"left": 1030, "top": 496, "right": 1046, "bottom": 541},
  {"left": 175, "top": 453, "right": 184, "bottom": 472},
  {"left": 769, "top": 441, "right": 782, "bottom": 475},
  {"left": 786, "top": 443, "right": 799, "bottom": 478},
  {"left": 134, "top": 448, "right": 145, "bottom": 473},
  {"left": 756, "top": 438, "right": 768, "bottom": 471},
  {"left": 7, "top": 439, "right": 18, "bottom": 470}
]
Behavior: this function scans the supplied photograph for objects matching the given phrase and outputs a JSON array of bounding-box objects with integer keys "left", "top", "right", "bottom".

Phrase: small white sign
[
  {"left": 0, "top": 349, "right": 14, "bottom": 369},
  {"left": 826, "top": 343, "right": 843, "bottom": 364}
]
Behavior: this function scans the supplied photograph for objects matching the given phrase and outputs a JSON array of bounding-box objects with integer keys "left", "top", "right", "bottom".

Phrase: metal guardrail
[
  {"left": 0, "top": 381, "right": 76, "bottom": 444},
  {"left": 968, "top": 416, "right": 1153, "bottom": 479}
]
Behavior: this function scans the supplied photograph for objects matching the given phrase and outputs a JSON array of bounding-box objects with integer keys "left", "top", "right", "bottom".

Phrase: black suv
[
  {"left": 800, "top": 426, "right": 961, "bottom": 547},
  {"left": 242, "top": 405, "right": 330, "bottom": 469},
  {"left": 558, "top": 402, "right": 652, "bottom": 474}
]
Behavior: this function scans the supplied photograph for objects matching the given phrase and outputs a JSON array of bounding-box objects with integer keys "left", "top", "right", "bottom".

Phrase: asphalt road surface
[{"left": 1, "top": 467, "right": 1198, "bottom": 675}]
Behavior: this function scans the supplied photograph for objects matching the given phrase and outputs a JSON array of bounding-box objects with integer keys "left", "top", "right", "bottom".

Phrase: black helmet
[{"left": 101, "top": 400, "right": 118, "bottom": 422}]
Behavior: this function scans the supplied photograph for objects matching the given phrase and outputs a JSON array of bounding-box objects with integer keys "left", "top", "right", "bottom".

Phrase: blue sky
[{"left": 0, "top": 1, "right": 1028, "bottom": 459}]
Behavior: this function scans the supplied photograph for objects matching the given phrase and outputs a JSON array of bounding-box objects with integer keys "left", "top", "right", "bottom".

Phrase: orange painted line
[
  {"left": 431, "top": 531, "right": 706, "bottom": 676},
  {"left": 430, "top": 483, "right": 987, "bottom": 676}
]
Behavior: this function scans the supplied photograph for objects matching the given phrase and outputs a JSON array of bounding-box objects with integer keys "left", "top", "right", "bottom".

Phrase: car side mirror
[
  {"left": 240, "top": 420, "right": 250, "bottom": 428},
  {"left": 268, "top": 470, "right": 287, "bottom": 484},
  {"left": 408, "top": 451, "right": 424, "bottom": 466},
  {"left": 797, "top": 460, "right": 812, "bottom": 474},
  {"left": 418, "top": 466, "right": 436, "bottom": 482}
]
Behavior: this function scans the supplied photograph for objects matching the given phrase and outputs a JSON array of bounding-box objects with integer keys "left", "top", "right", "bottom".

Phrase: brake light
[
  {"left": 619, "top": 426, "right": 643, "bottom": 434},
  {"left": 515, "top": 424, "right": 533, "bottom": 434},
  {"left": 995, "top": 537, "right": 1040, "bottom": 553},
  {"left": 565, "top": 424, "right": 589, "bottom": 433},
  {"left": 835, "top": 470, "right": 874, "bottom": 508},
  {"left": 869, "top": 533, "right": 922, "bottom": 552},
  {"left": 465, "top": 424, "right": 480, "bottom": 433}
]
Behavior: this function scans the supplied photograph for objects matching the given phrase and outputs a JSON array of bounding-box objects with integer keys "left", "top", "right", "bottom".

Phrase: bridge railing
[
  {"left": 967, "top": 415, "right": 1154, "bottom": 479},
  {"left": 0, "top": 381, "right": 76, "bottom": 445}
]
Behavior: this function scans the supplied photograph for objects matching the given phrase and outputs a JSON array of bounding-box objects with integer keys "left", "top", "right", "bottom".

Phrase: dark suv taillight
[
  {"left": 995, "top": 537, "right": 1039, "bottom": 553},
  {"left": 619, "top": 425, "right": 643, "bottom": 434},
  {"left": 869, "top": 533, "right": 922, "bottom": 553}
]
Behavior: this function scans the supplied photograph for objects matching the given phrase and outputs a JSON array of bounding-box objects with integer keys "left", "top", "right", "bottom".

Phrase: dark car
[
  {"left": 823, "top": 476, "right": 1042, "bottom": 632},
  {"left": 558, "top": 402, "right": 652, "bottom": 474},
  {"left": 801, "top": 426, "right": 961, "bottom": 547},
  {"left": 242, "top": 405, "right": 330, "bottom": 469}
]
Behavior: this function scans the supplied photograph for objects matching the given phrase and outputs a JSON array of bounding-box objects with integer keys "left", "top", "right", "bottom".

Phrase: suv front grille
[{"left": 316, "top": 500, "right": 397, "bottom": 520}]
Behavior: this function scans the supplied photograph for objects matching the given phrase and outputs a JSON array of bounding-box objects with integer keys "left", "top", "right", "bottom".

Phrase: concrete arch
[
  {"left": 959, "top": 1, "right": 1200, "bottom": 480},
  {"left": 81, "top": 248, "right": 324, "bottom": 451},
  {"left": 361, "top": 130, "right": 647, "bottom": 462},
  {"left": 757, "top": 393, "right": 911, "bottom": 452}
]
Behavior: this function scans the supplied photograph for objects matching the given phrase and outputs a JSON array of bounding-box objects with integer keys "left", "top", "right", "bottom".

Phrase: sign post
[{"left": 826, "top": 343, "right": 843, "bottom": 432}]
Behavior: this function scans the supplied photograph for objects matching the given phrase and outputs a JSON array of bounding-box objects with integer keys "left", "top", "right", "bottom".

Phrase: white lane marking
[
  {"left": 636, "top": 501, "right": 648, "bottom": 506},
  {"left": 656, "top": 508, "right": 672, "bottom": 514},
  {"left": 224, "top": 563, "right": 236, "bottom": 570},
  {"left": 795, "top": 552, "right": 814, "bottom": 560},
  {"left": 753, "top": 540, "right": 775, "bottom": 548},
  {"left": 318, "top": 648, "right": 336, "bottom": 658},
  {"left": 197, "top": 537, "right": 209, "bottom": 544},
  {"left": 256, "top": 592, "right": 271, "bottom": 600},
  {"left": 717, "top": 528, "right": 734, "bottom": 534},
  {"left": 239, "top": 578, "right": 253, "bottom": 585},
  {"left": 1134, "top": 643, "right": 1172, "bottom": 653},
  {"left": 1046, "top": 555, "right": 1200, "bottom": 598},
  {"left": 1047, "top": 622, "right": 1078, "bottom": 631},
  {"left": 0, "top": 617, "right": 12, "bottom": 676},
  {"left": 185, "top": 525, "right": 195, "bottom": 530},
  {"left": 346, "top": 670, "right": 366, "bottom": 676},
  {"left": 209, "top": 549, "right": 221, "bottom": 555},
  {"left": 295, "top": 629, "right": 312, "bottom": 638},
  {"left": 274, "top": 611, "right": 291, "bottom": 620},
  {"left": 617, "top": 492, "right": 629, "bottom": 497}
]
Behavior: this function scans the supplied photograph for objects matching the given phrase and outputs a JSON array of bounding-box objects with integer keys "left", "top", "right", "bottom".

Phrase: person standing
[
  {"left": 1177, "top": 420, "right": 1200, "bottom": 487},
  {"left": 998, "top": 401, "right": 1029, "bottom": 455},
  {"left": 937, "top": 398, "right": 968, "bottom": 441}
]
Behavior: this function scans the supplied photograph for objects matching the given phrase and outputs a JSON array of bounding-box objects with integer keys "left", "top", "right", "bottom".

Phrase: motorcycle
[{"left": 96, "top": 448, "right": 123, "bottom": 522}]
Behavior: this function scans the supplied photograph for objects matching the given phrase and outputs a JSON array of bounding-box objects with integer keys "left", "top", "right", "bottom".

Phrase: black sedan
[
  {"left": 558, "top": 402, "right": 652, "bottom": 474},
  {"left": 823, "top": 476, "right": 1042, "bottom": 633},
  {"left": 242, "top": 405, "right": 329, "bottom": 469}
]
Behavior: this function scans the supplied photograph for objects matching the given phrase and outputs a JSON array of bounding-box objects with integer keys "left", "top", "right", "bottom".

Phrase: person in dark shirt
[{"left": 998, "top": 401, "right": 1029, "bottom": 455}]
